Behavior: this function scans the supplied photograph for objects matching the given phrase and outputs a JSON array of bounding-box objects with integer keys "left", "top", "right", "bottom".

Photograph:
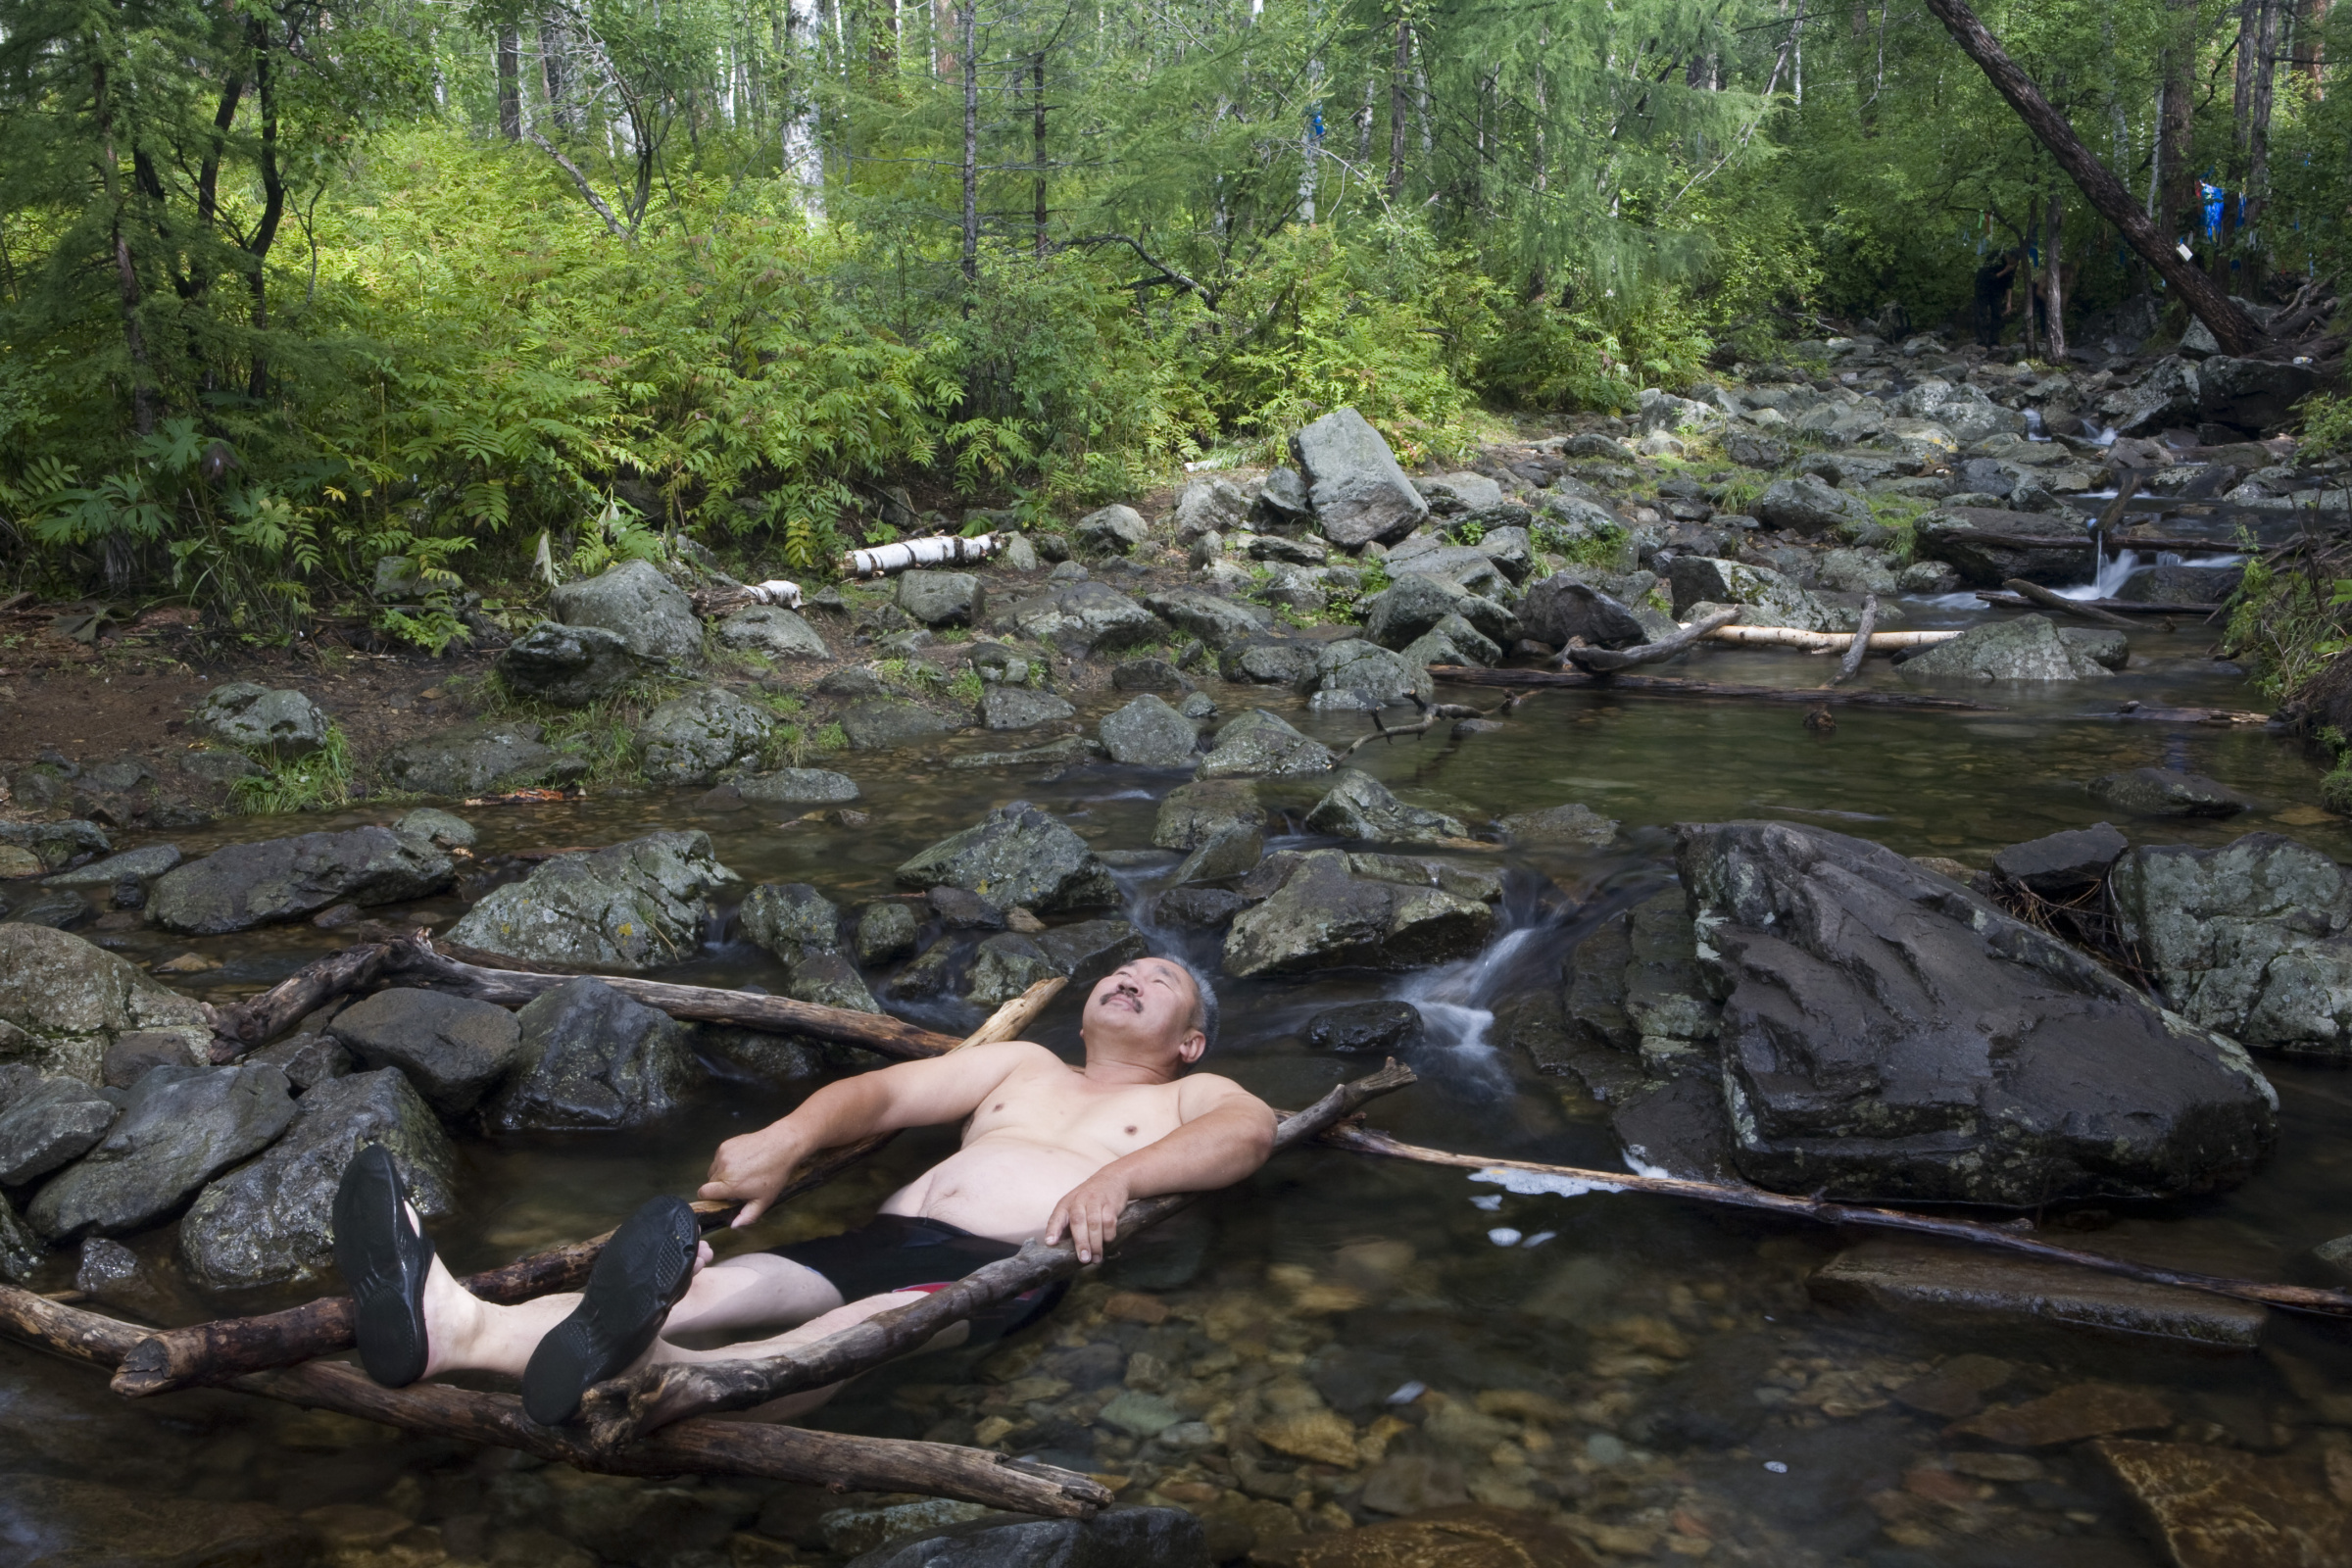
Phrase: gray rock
[
  {"left": 993, "top": 580, "right": 1163, "bottom": 656},
  {"left": 1898, "top": 615, "right": 2111, "bottom": 682},
  {"left": 1499, "top": 803, "right": 1620, "bottom": 849},
  {"left": 177, "top": 1067, "right": 457, "bottom": 1292},
  {"left": 1171, "top": 823, "right": 1262, "bottom": 885},
  {"left": 636, "top": 684, "right": 776, "bottom": 786},
  {"left": 841, "top": 1506, "right": 1208, "bottom": 1568},
  {"left": 1398, "top": 612, "right": 1504, "bottom": 669},
  {"left": 1912, "top": 508, "right": 2088, "bottom": 587},
  {"left": 0, "top": 818, "right": 110, "bottom": 872},
  {"left": 1112, "top": 658, "right": 1190, "bottom": 694},
  {"left": 1815, "top": 548, "right": 1899, "bottom": 596},
  {"left": 967, "top": 920, "right": 1149, "bottom": 1005},
  {"left": 1153, "top": 887, "right": 1255, "bottom": 930},
  {"left": 381, "top": 718, "right": 584, "bottom": 799},
  {"left": 1666, "top": 558, "right": 1838, "bottom": 632},
  {"left": 1305, "top": 770, "right": 1467, "bottom": 844},
  {"left": 854, "top": 902, "right": 920, "bottom": 964},
  {"left": 742, "top": 882, "right": 842, "bottom": 961},
  {"left": 1291, "top": 407, "right": 1430, "bottom": 548},
  {"left": 0, "top": 1192, "right": 38, "bottom": 1283},
  {"left": 1153, "top": 780, "right": 1265, "bottom": 851},
  {"left": 1898, "top": 560, "right": 1964, "bottom": 594},
  {"left": 42, "top": 845, "right": 182, "bottom": 891},
  {"left": 1308, "top": 640, "right": 1432, "bottom": 712},
  {"left": 1415, "top": 471, "right": 1505, "bottom": 514},
  {"left": 1251, "top": 467, "right": 1314, "bottom": 530},
  {"left": 0, "top": 1476, "right": 320, "bottom": 1568},
  {"left": 1218, "top": 638, "right": 1319, "bottom": 688},
  {"left": 785, "top": 949, "right": 881, "bottom": 1014},
  {"left": 1991, "top": 823, "right": 2129, "bottom": 899},
  {"left": 394, "top": 808, "right": 476, "bottom": 850},
  {"left": 717, "top": 606, "right": 831, "bottom": 661},
  {"left": 487, "top": 978, "right": 700, "bottom": 1132},
  {"left": 736, "top": 767, "right": 860, "bottom": 805},
  {"left": 897, "top": 801, "right": 1118, "bottom": 913},
  {"left": 930, "top": 885, "right": 1006, "bottom": 928},
  {"left": 1245, "top": 531, "right": 1329, "bottom": 566},
  {"left": 818, "top": 666, "right": 888, "bottom": 699},
  {"left": 101, "top": 1031, "right": 198, "bottom": 1089},
  {"left": 0, "top": 887, "right": 92, "bottom": 929},
  {"left": 444, "top": 830, "right": 739, "bottom": 970},
  {"left": 245, "top": 1031, "right": 353, "bottom": 1092},
  {"left": 2117, "top": 564, "right": 2243, "bottom": 606},
  {"left": 2198, "top": 355, "right": 2321, "bottom": 433},
  {"left": 1000, "top": 534, "right": 1039, "bottom": 571},
  {"left": 1224, "top": 849, "right": 1494, "bottom": 976},
  {"left": 193, "top": 683, "right": 329, "bottom": 757},
  {"left": 1076, "top": 505, "right": 1152, "bottom": 555},
  {"left": 1363, "top": 572, "right": 1515, "bottom": 650},
  {"left": 1099, "top": 695, "right": 1198, "bottom": 767},
  {"left": 149, "top": 826, "right": 455, "bottom": 935},
  {"left": 27, "top": 1063, "right": 295, "bottom": 1238},
  {"left": 842, "top": 697, "right": 954, "bottom": 750},
  {"left": 1754, "top": 475, "right": 1874, "bottom": 536},
  {"left": 1140, "top": 587, "right": 1273, "bottom": 650},
  {"left": 498, "top": 621, "right": 644, "bottom": 706},
  {"left": 2318, "top": 1233, "right": 2352, "bottom": 1284},
  {"left": 1196, "top": 710, "right": 1337, "bottom": 779},
  {"left": 2090, "top": 766, "right": 2252, "bottom": 817},
  {"left": 2060, "top": 626, "right": 2131, "bottom": 670},
  {"left": 1518, "top": 572, "right": 1646, "bottom": 651},
  {"left": 897, "top": 570, "right": 985, "bottom": 627},
  {"left": 0, "top": 925, "right": 212, "bottom": 1083},
  {"left": 981, "top": 685, "right": 1077, "bottom": 731},
  {"left": 965, "top": 642, "right": 1034, "bottom": 685},
  {"left": 1304, "top": 1001, "right": 1424, "bottom": 1054},
  {"left": 549, "top": 558, "right": 702, "bottom": 663},
  {"left": 0, "top": 1067, "right": 119, "bottom": 1184},
  {"left": 327, "top": 988, "right": 524, "bottom": 1116}
]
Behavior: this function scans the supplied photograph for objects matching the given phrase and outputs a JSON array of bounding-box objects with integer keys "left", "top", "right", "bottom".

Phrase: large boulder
[
  {"left": 0, "top": 1066, "right": 119, "bottom": 1185},
  {"left": 0, "top": 817, "right": 110, "bottom": 873},
  {"left": 497, "top": 621, "right": 643, "bottom": 706},
  {"left": 444, "top": 830, "right": 739, "bottom": 970},
  {"left": 381, "top": 718, "right": 585, "bottom": 799},
  {"left": 992, "top": 580, "right": 1164, "bottom": 656},
  {"left": 897, "top": 802, "right": 1117, "bottom": 912},
  {"left": 636, "top": 684, "right": 776, "bottom": 786},
  {"left": 1075, "top": 505, "right": 1152, "bottom": 555},
  {"left": 716, "top": 606, "right": 831, "bottom": 661},
  {"left": 149, "top": 826, "right": 455, "bottom": 935},
  {"left": 741, "top": 882, "right": 843, "bottom": 961},
  {"left": 1304, "top": 770, "right": 1466, "bottom": 845},
  {"left": 1666, "top": 558, "right": 1837, "bottom": 632},
  {"left": 1912, "top": 508, "right": 2089, "bottom": 587},
  {"left": 2197, "top": 355, "right": 2321, "bottom": 434},
  {"left": 1140, "top": 587, "right": 1274, "bottom": 650},
  {"left": 1218, "top": 637, "right": 1319, "bottom": 688},
  {"left": 2111, "top": 834, "right": 2352, "bottom": 1058},
  {"left": 1196, "top": 710, "right": 1337, "bottom": 779},
  {"left": 1898, "top": 614, "right": 2111, "bottom": 683},
  {"left": 326, "top": 989, "right": 524, "bottom": 1116},
  {"left": 966, "top": 919, "right": 1149, "bottom": 1006},
  {"left": 1175, "top": 478, "right": 1251, "bottom": 540},
  {"left": 1291, "top": 407, "right": 1430, "bottom": 548},
  {"left": 27, "top": 1062, "right": 296, "bottom": 1238},
  {"left": 2090, "top": 767, "right": 2252, "bottom": 818},
  {"left": 2100, "top": 357, "right": 2202, "bottom": 437},
  {"left": 1519, "top": 571, "right": 1647, "bottom": 651},
  {"left": 1224, "top": 850, "right": 1494, "bottom": 976},
  {"left": 192, "top": 683, "right": 329, "bottom": 756},
  {"left": 1308, "top": 640, "right": 1432, "bottom": 712},
  {"left": 1753, "top": 475, "right": 1874, "bottom": 537},
  {"left": 1099, "top": 695, "right": 1198, "bottom": 767},
  {"left": 0, "top": 924, "right": 212, "bottom": 1083},
  {"left": 1673, "top": 820, "right": 2277, "bottom": 1203},
  {"left": 980, "top": 685, "right": 1077, "bottom": 731},
  {"left": 1153, "top": 780, "right": 1265, "bottom": 851},
  {"left": 1362, "top": 573, "right": 1515, "bottom": 651},
  {"left": 842, "top": 697, "right": 953, "bottom": 749},
  {"left": 177, "top": 1067, "right": 456, "bottom": 1292},
  {"left": 897, "top": 570, "right": 985, "bottom": 627},
  {"left": 549, "top": 558, "right": 702, "bottom": 663},
  {"left": 486, "top": 977, "right": 701, "bottom": 1132}
]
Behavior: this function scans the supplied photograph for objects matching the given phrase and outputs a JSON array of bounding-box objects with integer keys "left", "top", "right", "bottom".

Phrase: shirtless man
[{"left": 332, "top": 956, "right": 1274, "bottom": 1426}]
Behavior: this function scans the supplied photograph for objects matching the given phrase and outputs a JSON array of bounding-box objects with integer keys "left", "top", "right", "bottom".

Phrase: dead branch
[
  {"left": 1566, "top": 607, "right": 1740, "bottom": 674},
  {"left": 2001, "top": 578, "right": 2139, "bottom": 629},
  {"left": 1825, "top": 596, "right": 1879, "bottom": 687},
  {"left": 1338, "top": 690, "right": 1523, "bottom": 759}
]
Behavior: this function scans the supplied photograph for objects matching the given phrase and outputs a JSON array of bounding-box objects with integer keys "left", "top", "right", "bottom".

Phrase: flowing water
[{"left": 11, "top": 595, "right": 2352, "bottom": 1567}]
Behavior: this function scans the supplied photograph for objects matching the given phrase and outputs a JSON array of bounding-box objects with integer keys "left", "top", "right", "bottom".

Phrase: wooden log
[
  {"left": 1972, "top": 591, "right": 2225, "bottom": 616},
  {"left": 210, "top": 940, "right": 393, "bottom": 1055},
  {"left": 2000, "top": 578, "right": 2140, "bottom": 629},
  {"left": 1706, "top": 625, "right": 1955, "bottom": 654},
  {"left": 584, "top": 1060, "right": 1420, "bottom": 1449},
  {"left": 1825, "top": 596, "right": 1878, "bottom": 687},
  {"left": 1430, "top": 666, "right": 2003, "bottom": 711},
  {"left": 2101, "top": 700, "right": 2275, "bottom": 727},
  {"left": 112, "top": 981, "right": 1065, "bottom": 1399},
  {"left": 1567, "top": 608, "right": 1741, "bottom": 673},
  {"left": 1315, "top": 1124, "right": 2352, "bottom": 1320}
]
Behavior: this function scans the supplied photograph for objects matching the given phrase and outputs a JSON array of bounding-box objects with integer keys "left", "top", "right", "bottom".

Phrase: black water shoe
[
  {"left": 521, "top": 1196, "right": 700, "bottom": 1426},
  {"left": 332, "top": 1142, "right": 436, "bottom": 1389}
]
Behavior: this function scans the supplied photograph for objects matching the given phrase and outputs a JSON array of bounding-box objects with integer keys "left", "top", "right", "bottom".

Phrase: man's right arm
[{"left": 698, "top": 1041, "right": 1046, "bottom": 1224}]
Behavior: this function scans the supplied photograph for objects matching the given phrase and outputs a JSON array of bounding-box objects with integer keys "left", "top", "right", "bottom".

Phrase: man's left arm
[{"left": 1045, "top": 1076, "right": 1277, "bottom": 1262}]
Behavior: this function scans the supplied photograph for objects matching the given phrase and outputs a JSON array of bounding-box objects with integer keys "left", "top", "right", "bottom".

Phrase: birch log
[{"left": 843, "top": 534, "right": 1002, "bottom": 579}]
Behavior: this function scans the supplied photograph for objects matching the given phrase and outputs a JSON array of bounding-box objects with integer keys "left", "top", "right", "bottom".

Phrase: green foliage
[
  {"left": 2225, "top": 554, "right": 2352, "bottom": 704},
  {"left": 947, "top": 668, "right": 984, "bottom": 707},
  {"left": 1534, "top": 515, "right": 1632, "bottom": 572},
  {"left": 229, "top": 726, "right": 355, "bottom": 814}
]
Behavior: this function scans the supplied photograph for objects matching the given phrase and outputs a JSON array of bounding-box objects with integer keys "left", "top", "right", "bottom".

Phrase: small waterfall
[
  {"left": 2054, "top": 548, "right": 2144, "bottom": 601},
  {"left": 2023, "top": 409, "right": 2049, "bottom": 442}
]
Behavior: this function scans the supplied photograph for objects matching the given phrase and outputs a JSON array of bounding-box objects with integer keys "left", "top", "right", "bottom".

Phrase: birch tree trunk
[
  {"left": 959, "top": 0, "right": 977, "bottom": 283},
  {"left": 783, "top": 0, "right": 825, "bottom": 221},
  {"left": 1386, "top": 12, "right": 1409, "bottom": 198},
  {"left": 2043, "top": 194, "right": 2067, "bottom": 361}
]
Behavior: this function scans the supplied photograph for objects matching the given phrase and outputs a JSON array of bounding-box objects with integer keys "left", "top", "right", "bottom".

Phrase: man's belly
[{"left": 878, "top": 1140, "right": 1104, "bottom": 1242}]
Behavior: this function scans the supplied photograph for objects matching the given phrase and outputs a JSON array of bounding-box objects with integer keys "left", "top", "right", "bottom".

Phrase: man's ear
[{"left": 1175, "top": 1030, "right": 1207, "bottom": 1065}]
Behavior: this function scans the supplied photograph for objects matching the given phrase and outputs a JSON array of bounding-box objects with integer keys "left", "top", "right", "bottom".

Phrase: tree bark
[
  {"left": 1565, "top": 607, "right": 1741, "bottom": 673},
  {"left": 959, "top": 0, "right": 977, "bottom": 286},
  {"left": 2158, "top": 6, "right": 2195, "bottom": 246},
  {"left": 1387, "top": 12, "right": 1410, "bottom": 198},
  {"left": 1033, "top": 51, "right": 1047, "bottom": 259},
  {"left": 498, "top": 27, "right": 521, "bottom": 141},
  {"left": 209, "top": 940, "right": 392, "bottom": 1055},
  {"left": 1825, "top": 595, "right": 1879, "bottom": 686},
  {"left": 2042, "top": 193, "right": 2067, "bottom": 360}
]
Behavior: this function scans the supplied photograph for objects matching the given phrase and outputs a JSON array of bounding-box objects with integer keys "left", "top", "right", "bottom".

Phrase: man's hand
[
  {"left": 1045, "top": 1169, "right": 1133, "bottom": 1264},
  {"left": 698, "top": 1125, "right": 809, "bottom": 1227}
]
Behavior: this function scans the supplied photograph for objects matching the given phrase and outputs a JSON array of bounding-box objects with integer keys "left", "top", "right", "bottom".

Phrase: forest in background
[{"left": 1, "top": 0, "right": 2346, "bottom": 642}]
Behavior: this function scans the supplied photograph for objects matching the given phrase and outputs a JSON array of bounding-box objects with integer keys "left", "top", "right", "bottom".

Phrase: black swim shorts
[{"left": 769, "top": 1213, "right": 1066, "bottom": 1345}]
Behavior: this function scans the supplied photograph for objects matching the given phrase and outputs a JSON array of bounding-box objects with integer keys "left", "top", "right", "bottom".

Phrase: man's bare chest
[{"left": 961, "top": 1067, "right": 1184, "bottom": 1152}]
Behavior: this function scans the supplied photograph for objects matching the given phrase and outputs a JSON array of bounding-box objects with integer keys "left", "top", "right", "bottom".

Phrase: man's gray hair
[{"left": 1165, "top": 954, "right": 1219, "bottom": 1049}]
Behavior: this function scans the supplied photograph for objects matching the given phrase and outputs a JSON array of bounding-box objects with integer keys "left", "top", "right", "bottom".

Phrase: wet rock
[
  {"left": 2090, "top": 766, "right": 2252, "bottom": 817},
  {"left": 42, "top": 844, "right": 182, "bottom": 891},
  {"left": 1253, "top": 1505, "right": 1594, "bottom": 1568},
  {"left": 735, "top": 767, "right": 859, "bottom": 805},
  {"left": 1350, "top": 851, "right": 1501, "bottom": 904},
  {"left": 1112, "top": 658, "right": 1191, "bottom": 694},
  {"left": 0, "top": 1476, "right": 318, "bottom": 1568},
  {"left": 498, "top": 621, "right": 645, "bottom": 706},
  {"left": 381, "top": 717, "right": 584, "bottom": 798},
  {"left": 488, "top": 977, "right": 700, "bottom": 1132},
  {"left": 1099, "top": 695, "right": 1199, "bottom": 767},
  {"left": 0, "top": 1192, "right": 37, "bottom": 1282},
  {"left": 0, "top": 885, "right": 92, "bottom": 928},
  {"left": 395, "top": 808, "right": 476, "bottom": 851},
  {"left": 1305, "top": 770, "right": 1466, "bottom": 845},
  {"left": 2119, "top": 564, "right": 2245, "bottom": 606},
  {"left": 967, "top": 920, "right": 1147, "bottom": 1005},
  {"left": 1363, "top": 573, "right": 1515, "bottom": 651},
  {"left": 0, "top": 817, "right": 111, "bottom": 872},
  {"left": 150, "top": 825, "right": 455, "bottom": 935},
  {"left": 1898, "top": 614, "right": 2112, "bottom": 682},
  {"left": 1292, "top": 407, "right": 1430, "bottom": 548},
  {"left": 178, "top": 1067, "right": 457, "bottom": 1292},
  {"left": 327, "top": 988, "right": 524, "bottom": 1116},
  {"left": 2316, "top": 1233, "right": 2352, "bottom": 1283},
  {"left": 1225, "top": 849, "right": 1494, "bottom": 976},
  {"left": 1677, "top": 820, "right": 2277, "bottom": 1203},
  {"left": 1154, "top": 780, "right": 1266, "bottom": 851},
  {"left": 897, "top": 801, "right": 1117, "bottom": 913},
  {"left": 1668, "top": 557, "right": 1841, "bottom": 633},
  {"left": 841, "top": 697, "right": 953, "bottom": 750},
  {"left": 844, "top": 1507, "right": 1207, "bottom": 1568},
  {"left": 1219, "top": 637, "right": 1319, "bottom": 688},
  {"left": 1754, "top": 475, "right": 1874, "bottom": 536},
  {"left": 742, "top": 882, "right": 841, "bottom": 961},
  {"left": 73, "top": 1236, "right": 179, "bottom": 1319},
  {"left": 246, "top": 1031, "right": 353, "bottom": 1092},
  {"left": 1886, "top": 1353, "right": 2016, "bottom": 1419},
  {"left": 1172, "top": 823, "right": 1261, "bottom": 885},
  {"left": 883, "top": 569, "right": 979, "bottom": 630},
  {"left": 1497, "top": 803, "right": 1618, "bottom": 849},
  {"left": 1517, "top": 572, "right": 1646, "bottom": 651},
  {"left": 717, "top": 605, "right": 831, "bottom": 660},
  {"left": 980, "top": 685, "right": 1077, "bottom": 730},
  {"left": 0, "top": 924, "right": 213, "bottom": 1082},
  {"left": 993, "top": 579, "right": 1163, "bottom": 656},
  {"left": 1991, "top": 822, "right": 2129, "bottom": 899},
  {"left": 193, "top": 682, "right": 329, "bottom": 756},
  {"left": 1154, "top": 887, "right": 1254, "bottom": 929},
  {"left": 1913, "top": 507, "right": 2088, "bottom": 586},
  {"left": 28, "top": 1062, "right": 294, "bottom": 1238},
  {"left": 1304, "top": 1001, "right": 1424, "bottom": 1054},
  {"left": 2093, "top": 1439, "right": 2351, "bottom": 1568},
  {"left": 2198, "top": 355, "right": 2323, "bottom": 434},
  {"left": 0, "top": 1065, "right": 119, "bottom": 1184},
  {"left": 445, "top": 830, "right": 739, "bottom": 970},
  {"left": 1141, "top": 587, "right": 1274, "bottom": 651},
  {"left": 929, "top": 885, "right": 1008, "bottom": 928},
  {"left": 854, "top": 902, "right": 920, "bottom": 964},
  {"left": 1197, "top": 710, "right": 1337, "bottom": 780},
  {"left": 2063, "top": 626, "right": 2132, "bottom": 669},
  {"left": 1075, "top": 504, "right": 1152, "bottom": 556},
  {"left": 636, "top": 684, "right": 776, "bottom": 786},
  {"left": 550, "top": 558, "right": 702, "bottom": 663},
  {"left": 1947, "top": 1383, "right": 2175, "bottom": 1446},
  {"left": 101, "top": 1031, "right": 200, "bottom": 1088},
  {"left": 1308, "top": 640, "right": 1432, "bottom": 712},
  {"left": 783, "top": 950, "right": 880, "bottom": 1014},
  {"left": 1811, "top": 1241, "right": 2269, "bottom": 1350},
  {"left": 1815, "top": 547, "right": 1899, "bottom": 596}
]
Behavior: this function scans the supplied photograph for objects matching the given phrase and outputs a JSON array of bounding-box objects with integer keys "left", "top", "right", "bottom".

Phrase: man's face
[{"left": 1084, "top": 957, "right": 1204, "bottom": 1065}]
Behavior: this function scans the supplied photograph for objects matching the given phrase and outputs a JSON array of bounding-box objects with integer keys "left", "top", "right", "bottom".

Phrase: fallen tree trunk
[
  {"left": 210, "top": 940, "right": 394, "bottom": 1054},
  {"left": 1566, "top": 607, "right": 1740, "bottom": 674},
  {"left": 1708, "top": 624, "right": 1954, "bottom": 654},
  {"left": 1430, "top": 666, "right": 2003, "bottom": 711},
  {"left": 117, "top": 980, "right": 1066, "bottom": 1398},
  {"left": 1825, "top": 596, "right": 1879, "bottom": 687},
  {"left": 582, "top": 1060, "right": 1419, "bottom": 1450},
  {"left": 1315, "top": 1125, "right": 2352, "bottom": 1320},
  {"left": 1973, "top": 591, "right": 2224, "bottom": 617},
  {"left": 2000, "top": 578, "right": 2140, "bottom": 630},
  {"left": 2103, "top": 700, "right": 2276, "bottom": 727},
  {"left": 842, "top": 533, "right": 1001, "bottom": 579}
]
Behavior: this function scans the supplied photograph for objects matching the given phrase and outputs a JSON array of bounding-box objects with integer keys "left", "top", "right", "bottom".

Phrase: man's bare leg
[{"left": 651, "top": 1289, "right": 975, "bottom": 1423}]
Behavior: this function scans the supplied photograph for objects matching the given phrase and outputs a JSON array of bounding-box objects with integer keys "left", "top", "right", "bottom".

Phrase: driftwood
[
  {"left": 2000, "top": 577, "right": 2140, "bottom": 629},
  {"left": 1825, "top": 596, "right": 1879, "bottom": 687},
  {"left": 1338, "top": 690, "right": 1527, "bottom": 759},
  {"left": 119, "top": 980, "right": 1068, "bottom": 1398},
  {"left": 210, "top": 940, "right": 395, "bottom": 1055},
  {"left": 1566, "top": 607, "right": 1740, "bottom": 674},
  {"left": 2102, "top": 700, "right": 2276, "bottom": 727},
  {"left": 581, "top": 1060, "right": 1420, "bottom": 1450},
  {"left": 1315, "top": 1125, "right": 2352, "bottom": 1321},
  {"left": 1431, "top": 665, "right": 2003, "bottom": 711},
  {"left": 1707, "top": 626, "right": 1954, "bottom": 654},
  {"left": 1, "top": 1285, "right": 1111, "bottom": 1515},
  {"left": 1973, "top": 591, "right": 2224, "bottom": 617}
]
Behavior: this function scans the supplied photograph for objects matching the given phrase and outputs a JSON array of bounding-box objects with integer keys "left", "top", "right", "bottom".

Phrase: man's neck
[{"left": 1074, "top": 1051, "right": 1181, "bottom": 1088}]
